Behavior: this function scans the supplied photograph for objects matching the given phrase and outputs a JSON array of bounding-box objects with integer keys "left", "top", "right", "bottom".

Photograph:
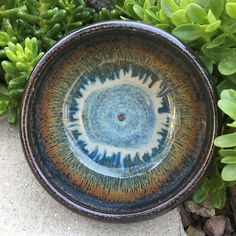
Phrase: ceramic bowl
[{"left": 20, "top": 21, "right": 218, "bottom": 221}]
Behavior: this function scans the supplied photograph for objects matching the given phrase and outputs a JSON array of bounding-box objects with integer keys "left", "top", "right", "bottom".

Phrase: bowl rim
[{"left": 20, "top": 20, "right": 218, "bottom": 222}]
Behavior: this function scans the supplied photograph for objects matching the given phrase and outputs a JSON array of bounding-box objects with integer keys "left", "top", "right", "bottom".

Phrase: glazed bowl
[{"left": 20, "top": 21, "right": 217, "bottom": 221}]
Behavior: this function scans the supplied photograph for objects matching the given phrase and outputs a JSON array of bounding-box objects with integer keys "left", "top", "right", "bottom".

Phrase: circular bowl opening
[{"left": 20, "top": 21, "right": 217, "bottom": 221}]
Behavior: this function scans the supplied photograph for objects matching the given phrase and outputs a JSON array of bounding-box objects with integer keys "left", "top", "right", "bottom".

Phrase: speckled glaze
[
  {"left": 64, "top": 67, "right": 170, "bottom": 178},
  {"left": 20, "top": 21, "right": 218, "bottom": 222}
]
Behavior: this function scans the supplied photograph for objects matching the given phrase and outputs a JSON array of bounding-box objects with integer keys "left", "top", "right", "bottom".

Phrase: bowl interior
[{"left": 21, "top": 22, "right": 216, "bottom": 220}]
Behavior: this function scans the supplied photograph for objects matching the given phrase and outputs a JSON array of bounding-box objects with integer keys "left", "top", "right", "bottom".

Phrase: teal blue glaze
[
  {"left": 82, "top": 83, "right": 156, "bottom": 148},
  {"left": 20, "top": 21, "right": 217, "bottom": 221},
  {"left": 63, "top": 65, "right": 171, "bottom": 177}
]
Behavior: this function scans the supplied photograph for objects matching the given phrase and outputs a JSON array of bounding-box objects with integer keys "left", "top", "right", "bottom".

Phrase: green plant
[
  {"left": 114, "top": 0, "right": 236, "bottom": 208},
  {"left": 0, "top": 0, "right": 95, "bottom": 123},
  {"left": 192, "top": 159, "right": 226, "bottom": 209},
  {"left": 93, "top": 7, "right": 120, "bottom": 22},
  {"left": 0, "top": 38, "right": 43, "bottom": 123},
  {"left": 192, "top": 89, "right": 236, "bottom": 208},
  {"left": 215, "top": 89, "right": 236, "bottom": 182}
]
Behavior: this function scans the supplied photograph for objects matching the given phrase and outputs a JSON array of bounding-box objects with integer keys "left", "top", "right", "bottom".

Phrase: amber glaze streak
[
  {"left": 20, "top": 21, "right": 217, "bottom": 221},
  {"left": 39, "top": 40, "right": 203, "bottom": 202}
]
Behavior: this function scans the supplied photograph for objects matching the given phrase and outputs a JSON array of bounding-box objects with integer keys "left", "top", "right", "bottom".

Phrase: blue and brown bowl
[{"left": 20, "top": 21, "right": 218, "bottom": 221}]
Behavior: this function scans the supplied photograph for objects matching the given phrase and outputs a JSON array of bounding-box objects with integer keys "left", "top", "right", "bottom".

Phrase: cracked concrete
[{"left": 0, "top": 117, "right": 186, "bottom": 236}]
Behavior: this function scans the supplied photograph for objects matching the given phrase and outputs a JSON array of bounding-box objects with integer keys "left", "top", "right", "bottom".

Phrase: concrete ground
[{"left": 0, "top": 117, "right": 186, "bottom": 236}]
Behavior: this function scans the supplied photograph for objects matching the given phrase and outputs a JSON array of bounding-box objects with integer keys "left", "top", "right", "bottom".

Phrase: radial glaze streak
[
  {"left": 34, "top": 35, "right": 206, "bottom": 204},
  {"left": 64, "top": 68, "right": 171, "bottom": 177},
  {"left": 21, "top": 22, "right": 217, "bottom": 220}
]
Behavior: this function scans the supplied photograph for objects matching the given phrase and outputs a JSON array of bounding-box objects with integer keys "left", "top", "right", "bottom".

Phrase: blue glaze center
[
  {"left": 82, "top": 83, "right": 156, "bottom": 149},
  {"left": 63, "top": 66, "right": 173, "bottom": 177}
]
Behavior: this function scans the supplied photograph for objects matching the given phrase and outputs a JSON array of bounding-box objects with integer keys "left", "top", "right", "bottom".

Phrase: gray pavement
[{"left": 0, "top": 117, "right": 185, "bottom": 236}]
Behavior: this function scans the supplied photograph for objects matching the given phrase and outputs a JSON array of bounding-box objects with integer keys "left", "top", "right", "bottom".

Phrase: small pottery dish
[{"left": 20, "top": 21, "right": 217, "bottom": 222}]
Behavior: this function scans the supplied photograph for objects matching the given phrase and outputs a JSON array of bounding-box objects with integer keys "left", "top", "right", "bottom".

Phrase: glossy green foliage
[
  {"left": 114, "top": 0, "right": 236, "bottom": 81},
  {"left": 0, "top": 38, "right": 43, "bottom": 123},
  {"left": 214, "top": 90, "right": 236, "bottom": 182},
  {"left": 0, "top": 0, "right": 96, "bottom": 49},
  {"left": 93, "top": 7, "right": 120, "bottom": 22},
  {"left": 92, "top": 0, "right": 122, "bottom": 22},
  {"left": 194, "top": 89, "right": 236, "bottom": 207},
  {"left": 192, "top": 159, "right": 226, "bottom": 209}
]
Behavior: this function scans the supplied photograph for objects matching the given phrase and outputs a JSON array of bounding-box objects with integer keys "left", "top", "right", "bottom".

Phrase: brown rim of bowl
[{"left": 20, "top": 21, "right": 218, "bottom": 222}]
